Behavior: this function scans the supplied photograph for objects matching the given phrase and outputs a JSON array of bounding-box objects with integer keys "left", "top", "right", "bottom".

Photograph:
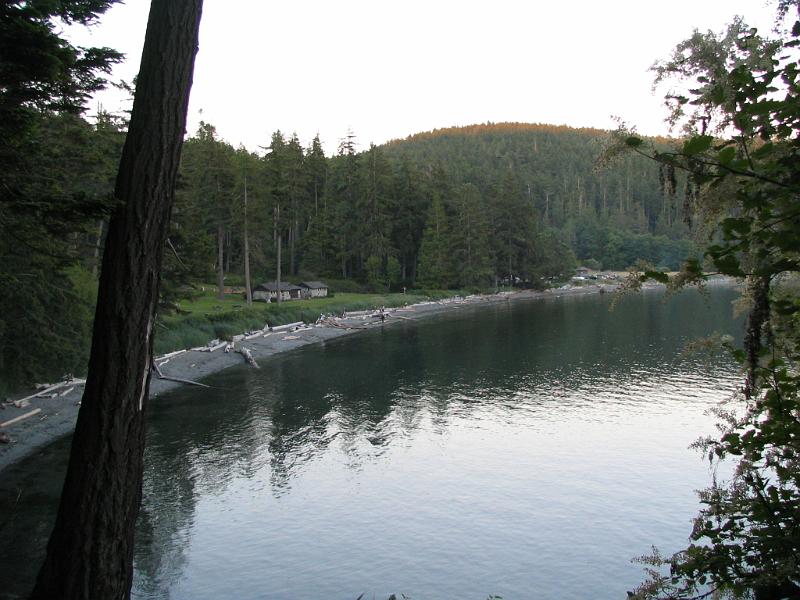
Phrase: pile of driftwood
[
  {"left": 5, "top": 377, "right": 86, "bottom": 409},
  {"left": 0, "top": 376, "right": 87, "bottom": 439},
  {"left": 149, "top": 320, "right": 316, "bottom": 387},
  {"left": 314, "top": 308, "right": 409, "bottom": 330}
]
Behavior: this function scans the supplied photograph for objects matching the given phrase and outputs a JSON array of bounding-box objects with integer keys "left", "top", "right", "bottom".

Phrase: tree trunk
[
  {"left": 29, "top": 2, "right": 202, "bottom": 599},
  {"left": 289, "top": 221, "right": 295, "bottom": 276},
  {"left": 224, "top": 228, "right": 231, "bottom": 275},
  {"left": 293, "top": 217, "right": 299, "bottom": 275},
  {"left": 243, "top": 174, "right": 252, "bottom": 307},
  {"left": 276, "top": 232, "right": 282, "bottom": 304},
  {"left": 217, "top": 223, "right": 225, "bottom": 300}
]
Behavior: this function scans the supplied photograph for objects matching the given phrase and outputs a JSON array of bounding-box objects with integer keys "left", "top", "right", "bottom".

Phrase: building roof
[
  {"left": 254, "top": 282, "right": 302, "bottom": 292},
  {"left": 299, "top": 281, "right": 328, "bottom": 289}
]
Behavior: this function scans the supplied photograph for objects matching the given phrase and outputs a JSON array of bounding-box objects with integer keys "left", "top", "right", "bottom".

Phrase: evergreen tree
[
  {"left": 284, "top": 133, "right": 307, "bottom": 276},
  {"left": 451, "top": 183, "right": 492, "bottom": 288},
  {"left": 263, "top": 130, "right": 290, "bottom": 287},
  {"left": 0, "top": 0, "right": 122, "bottom": 145},
  {"left": 305, "top": 134, "right": 328, "bottom": 218},
  {"left": 417, "top": 193, "right": 453, "bottom": 288},
  {"left": 299, "top": 134, "right": 333, "bottom": 276},
  {"left": 489, "top": 169, "right": 537, "bottom": 283},
  {"left": 0, "top": 1, "right": 124, "bottom": 391},
  {"left": 327, "top": 131, "right": 360, "bottom": 278},
  {"left": 358, "top": 143, "right": 393, "bottom": 286},
  {"left": 176, "top": 122, "right": 236, "bottom": 299},
  {"left": 390, "top": 156, "right": 428, "bottom": 282}
]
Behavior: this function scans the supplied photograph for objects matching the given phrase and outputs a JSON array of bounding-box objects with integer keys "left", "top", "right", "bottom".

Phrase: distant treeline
[
  {"left": 1, "top": 117, "right": 696, "bottom": 389},
  {"left": 171, "top": 122, "right": 697, "bottom": 298}
]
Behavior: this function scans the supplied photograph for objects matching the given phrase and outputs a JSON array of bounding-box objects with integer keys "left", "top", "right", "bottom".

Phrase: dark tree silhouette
[{"left": 30, "top": 1, "right": 203, "bottom": 598}]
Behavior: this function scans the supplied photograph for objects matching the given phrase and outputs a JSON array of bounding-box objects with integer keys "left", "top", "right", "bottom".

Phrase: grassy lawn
[
  {"left": 153, "top": 289, "right": 455, "bottom": 356},
  {"left": 172, "top": 291, "right": 418, "bottom": 317}
]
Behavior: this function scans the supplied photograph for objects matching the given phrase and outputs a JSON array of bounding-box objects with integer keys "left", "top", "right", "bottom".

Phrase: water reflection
[{"left": 0, "top": 289, "right": 743, "bottom": 600}]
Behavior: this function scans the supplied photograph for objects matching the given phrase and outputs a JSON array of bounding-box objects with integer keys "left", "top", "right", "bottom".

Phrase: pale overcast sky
[{"left": 66, "top": 0, "right": 778, "bottom": 155}]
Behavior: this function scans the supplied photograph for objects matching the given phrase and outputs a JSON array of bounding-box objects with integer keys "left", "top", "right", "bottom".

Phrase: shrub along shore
[{"left": 154, "top": 290, "right": 459, "bottom": 356}]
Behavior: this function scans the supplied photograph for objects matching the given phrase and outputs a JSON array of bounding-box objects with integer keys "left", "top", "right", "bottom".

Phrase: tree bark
[
  {"left": 224, "top": 227, "right": 232, "bottom": 275},
  {"left": 30, "top": 2, "right": 203, "bottom": 599},
  {"left": 91, "top": 219, "right": 105, "bottom": 277}
]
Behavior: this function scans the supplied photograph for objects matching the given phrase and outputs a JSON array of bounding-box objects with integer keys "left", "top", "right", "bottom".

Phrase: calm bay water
[{"left": 0, "top": 288, "right": 743, "bottom": 599}]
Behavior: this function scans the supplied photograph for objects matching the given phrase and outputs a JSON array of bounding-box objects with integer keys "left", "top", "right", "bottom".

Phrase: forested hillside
[{"left": 384, "top": 123, "right": 697, "bottom": 272}]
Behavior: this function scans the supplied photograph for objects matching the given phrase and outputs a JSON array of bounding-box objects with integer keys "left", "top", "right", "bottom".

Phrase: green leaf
[
  {"left": 644, "top": 270, "right": 669, "bottom": 284},
  {"left": 712, "top": 253, "right": 745, "bottom": 276},
  {"left": 625, "top": 136, "right": 643, "bottom": 148},
  {"left": 751, "top": 142, "right": 774, "bottom": 158},
  {"left": 717, "top": 146, "right": 736, "bottom": 165},
  {"left": 682, "top": 135, "right": 714, "bottom": 156},
  {"left": 721, "top": 217, "right": 751, "bottom": 237}
]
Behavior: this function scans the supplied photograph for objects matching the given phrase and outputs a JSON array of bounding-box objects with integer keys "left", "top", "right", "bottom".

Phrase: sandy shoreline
[{"left": 0, "top": 280, "right": 684, "bottom": 472}]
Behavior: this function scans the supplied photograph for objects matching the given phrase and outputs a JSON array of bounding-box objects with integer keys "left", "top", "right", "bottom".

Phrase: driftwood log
[
  {"left": 1, "top": 408, "right": 43, "bottom": 428},
  {"left": 271, "top": 321, "right": 303, "bottom": 333},
  {"left": 236, "top": 346, "right": 259, "bottom": 368},
  {"left": 150, "top": 360, "right": 210, "bottom": 388},
  {"left": 13, "top": 379, "right": 86, "bottom": 408}
]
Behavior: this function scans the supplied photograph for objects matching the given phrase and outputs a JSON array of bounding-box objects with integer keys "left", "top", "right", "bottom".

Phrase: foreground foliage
[
  {"left": 617, "top": 4, "right": 800, "bottom": 599},
  {"left": 0, "top": 1, "right": 124, "bottom": 392}
]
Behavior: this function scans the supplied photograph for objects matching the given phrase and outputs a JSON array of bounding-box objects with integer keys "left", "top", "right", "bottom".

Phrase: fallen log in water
[
  {"left": 236, "top": 346, "right": 259, "bottom": 368},
  {"left": 151, "top": 360, "right": 210, "bottom": 388},
  {"left": 152, "top": 360, "right": 164, "bottom": 378},
  {"left": 157, "top": 375, "right": 211, "bottom": 388}
]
